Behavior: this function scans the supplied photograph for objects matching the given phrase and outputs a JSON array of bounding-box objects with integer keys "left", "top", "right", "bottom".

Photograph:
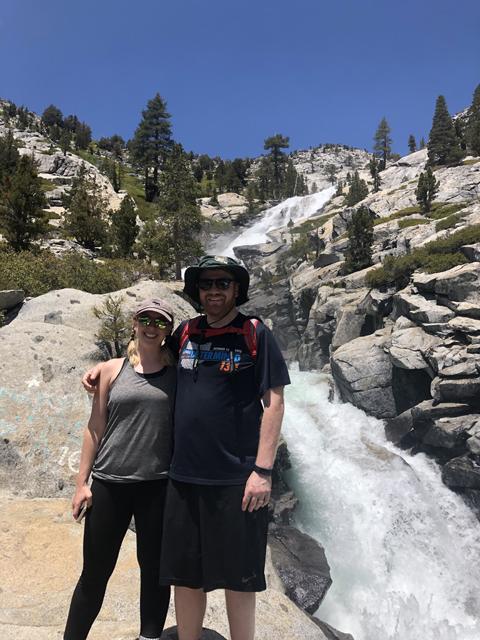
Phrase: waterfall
[
  {"left": 209, "top": 186, "right": 336, "bottom": 257},
  {"left": 283, "top": 369, "right": 480, "bottom": 640}
]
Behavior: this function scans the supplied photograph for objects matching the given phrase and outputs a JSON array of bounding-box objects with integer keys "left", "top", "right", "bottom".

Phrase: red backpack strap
[
  {"left": 243, "top": 318, "right": 261, "bottom": 360},
  {"left": 178, "top": 316, "right": 201, "bottom": 351}
]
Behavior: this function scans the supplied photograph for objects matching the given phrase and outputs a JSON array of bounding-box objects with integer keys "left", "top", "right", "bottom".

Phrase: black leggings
[{"left": 64, "top": 478, "right": 170, "bottom": 640}]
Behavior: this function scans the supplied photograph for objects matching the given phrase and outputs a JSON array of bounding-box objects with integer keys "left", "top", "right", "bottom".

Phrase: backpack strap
[
  {"left": 179, "top": 315, "right": 263, "bottom": 359},
  {"left": 178, "top": 316, "right": 201, "bottom": 352},
  {"left": 243, "top": 318, "right": 260, "bottom": 360}
]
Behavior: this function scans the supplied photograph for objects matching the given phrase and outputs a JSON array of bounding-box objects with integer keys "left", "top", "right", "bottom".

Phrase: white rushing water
[
  {"left": 283, "top": 369, "right": 480, "bottom": 640},
  {"left": 210, "top": 186, "right": 336, "bottom": 257}
]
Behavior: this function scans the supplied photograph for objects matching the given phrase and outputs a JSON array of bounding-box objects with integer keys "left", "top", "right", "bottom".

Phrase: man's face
[{"left": 198, "top": 269, "right": 239, "bottom": 316}]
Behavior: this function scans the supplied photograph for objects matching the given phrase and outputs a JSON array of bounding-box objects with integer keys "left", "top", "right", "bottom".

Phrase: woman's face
[{"left": 133, "top": 311, "right": 172, "bottom": 346}]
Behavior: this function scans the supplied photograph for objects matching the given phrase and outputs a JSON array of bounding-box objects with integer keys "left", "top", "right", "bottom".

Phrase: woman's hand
[
  {"left": 81, "top": 363, "right": 104, "bottom": 394},
  {"left": 72, "top": 484, "right": 93, "bottom": 520}
]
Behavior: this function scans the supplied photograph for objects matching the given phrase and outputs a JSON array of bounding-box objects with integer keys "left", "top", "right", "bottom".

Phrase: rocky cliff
[{"left": 235, "top": 147, "right": 480, "bottom": 512}]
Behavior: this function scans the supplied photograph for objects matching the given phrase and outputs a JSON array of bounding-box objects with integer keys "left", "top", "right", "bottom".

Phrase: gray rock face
[
  {"left": 461, "top": 243, "right": 480, "bottom": 261},
  {"left": 331, "top": 330, "right": 397, "bottom": 418},
  {"left": 0, "top": 280, "right": 194, "bottom": 497},
  {"left": 388, "top": 320, "right": 441, "bottom": 370},
  {"left": 422, "top": 415, "right": 479, "bottom": 449},
  {"left": 0, "top": 290, "right": 24, "bottom": 311},
  {"left": 442, "top": 455, "right": 480, "bottom": 489},
  {"left": 393, "top": 290, "right": 455, "bottom": 324},
  {"left": 413, "top": 263, "right": 480, "bottom": 302},
  {"left": 269, "top": 524, "right": 332, "bottom": 615}
]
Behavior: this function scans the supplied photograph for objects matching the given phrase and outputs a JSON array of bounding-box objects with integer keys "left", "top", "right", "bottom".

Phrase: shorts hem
[{"left": 158, "top": 576, "right": 267, "bottom": 593}]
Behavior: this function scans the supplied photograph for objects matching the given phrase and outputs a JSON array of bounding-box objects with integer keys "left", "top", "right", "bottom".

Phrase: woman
[{"left": 64, "top": 298, "right": 176, "bottom": 640}]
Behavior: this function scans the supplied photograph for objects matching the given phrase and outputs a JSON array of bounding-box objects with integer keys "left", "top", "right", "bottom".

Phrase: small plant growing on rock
[{"left": 93, "top": 295, "right": 129, "bottom": 359}]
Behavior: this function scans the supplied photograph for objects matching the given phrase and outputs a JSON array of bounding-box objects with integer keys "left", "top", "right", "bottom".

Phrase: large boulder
[
  {"left": 268, "top": 524, "right": 332, "bottom": 615},
  {"left": 0, "top": 290, "right": 24, "bottom": 311},
  {"left": 330, "top": 329, "right": 396, "bottom": 418},
  {"left": 392, "top": 290, "right": 455, "bottom": 324},
  {"left": 388, "top": 317, "right": 441, "bottom": 370},
  {"left": 0, "top": 281, "right": 194, "bottom": 497},
  {"left": 442, "top": 455, "right": 480, "bottom": 489},
  {"left": 413, "top": 263, "right": 480, "bottom": 302},
  {"left": 422, "top": 414, "right": 480, "bottom": 449}
]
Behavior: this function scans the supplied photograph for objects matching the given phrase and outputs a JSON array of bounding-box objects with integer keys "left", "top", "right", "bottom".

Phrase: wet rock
[
  {"left": 269, "top": 524, "right": 332, "bottom": 615},
  {"left": 312, "top": 619, "right": 355, "bottom": 640},
  {"left": 385, "top": 408, "right": 414, "bottom": 443},
  {"left": 422, "top": 415, "right": 479, "bottom": 449},
  {"left": 442, "top": 455, "right": 480, "bottom": 489}
]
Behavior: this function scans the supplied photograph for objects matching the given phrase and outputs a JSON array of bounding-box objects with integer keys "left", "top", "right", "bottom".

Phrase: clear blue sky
[{"left": 1, "top": 0, "right": 479, "bottom": 159}]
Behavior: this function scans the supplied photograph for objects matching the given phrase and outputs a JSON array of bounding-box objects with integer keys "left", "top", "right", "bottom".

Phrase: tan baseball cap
[{"left": 134, "top": 298, "right": 174, "bottom": 323}]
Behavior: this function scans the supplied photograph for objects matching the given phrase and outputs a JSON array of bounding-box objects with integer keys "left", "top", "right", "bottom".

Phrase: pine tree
[
  {"left": 42, "top": 104, "right": 63, "bottom": 129},
  {"left": 93, "top": 295, "right": 129, "bottom": 358},
  {"left": 408, "top": 135, "right": 417, "bottom": 153},
  {"left": 130, "top": 93, "right": 173, "bottom": 201},
  {"left": 415, "top": 167, "right": 439, "bottom": 213},
  {"left": 467, "top": 84, "right": 480, "bottom": 157},
  {"left": 344, "top": 206, "right": 374, "bottom": 274},
  {"left": 144, "top": 144, "right": 202, "bottom": 279},
  {"left": 368, "top": 156, "right": 381, "bottom": 192},
  {"left": 75, "top": 122, "right": 92, "bottom": 150},
  {"left": 110, "top": 197, "right": 138, "bottom": 257},
  {"left": 427, "top": 95, "right": 464, "bottom": 166},
  {"left": 64, "top": 165, "right": 108, "bottom": 250},
  {"left": 419, "top": 137, "right": 426, "bottom": 150},
  {"left": 0, "top": 155, "right": 48, "bottom": 250},
  {"left": 264, "top": 134, "right": 289, "bottom": 199},
  {"left": 59, "top": 130, "right": 72, "bottom": 156},
  {"left": 373, "top": 117, "right": 392, "bottom": 170},
  {"left": 0, "top": 130, "right": 20, "bottom": 182},
  {"left": 346, "top": 171, "right": 369, "bottom": 206}
]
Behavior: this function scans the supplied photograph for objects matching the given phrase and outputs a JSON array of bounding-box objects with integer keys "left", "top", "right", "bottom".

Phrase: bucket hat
[{"left": 183, "top": 255, "right": 250, "bottom": 305}]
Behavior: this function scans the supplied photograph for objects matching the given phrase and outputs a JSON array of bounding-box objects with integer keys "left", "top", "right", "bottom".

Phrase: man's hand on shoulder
[{"left": 81, "top": 361, "right": 111, "bottom": 393}]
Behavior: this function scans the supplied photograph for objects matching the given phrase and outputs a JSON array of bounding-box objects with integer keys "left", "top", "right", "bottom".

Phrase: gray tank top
[{"left": 92, "top": 359, "right": 176, "bottom": 482}]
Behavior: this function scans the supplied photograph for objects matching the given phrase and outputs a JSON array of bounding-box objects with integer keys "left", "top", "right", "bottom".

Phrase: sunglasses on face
[
  {"left": 198, "top": 278, "right": 235, "bottom": 291},
  {"left": 136, "top": 316, "right": 171, "bottom": 329}
]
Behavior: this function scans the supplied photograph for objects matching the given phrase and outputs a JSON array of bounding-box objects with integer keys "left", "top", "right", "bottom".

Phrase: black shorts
[{"left": 159, "top": 479, "right": 269, "bottom": 592}]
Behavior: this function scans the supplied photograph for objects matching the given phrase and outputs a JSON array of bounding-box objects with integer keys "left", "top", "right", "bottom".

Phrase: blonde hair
[{"left": 127, "top": 328, "right": 175, "bottom": 367}]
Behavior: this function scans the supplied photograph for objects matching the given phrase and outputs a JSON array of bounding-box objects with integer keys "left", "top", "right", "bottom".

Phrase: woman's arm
[{"left": 72, "top": 360, "right": 121, "bottom": 518}]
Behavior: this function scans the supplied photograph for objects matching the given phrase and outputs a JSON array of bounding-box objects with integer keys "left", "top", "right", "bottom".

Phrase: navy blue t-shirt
[{"left": 169, "top": 313, "right": 291, "bottom": 485}]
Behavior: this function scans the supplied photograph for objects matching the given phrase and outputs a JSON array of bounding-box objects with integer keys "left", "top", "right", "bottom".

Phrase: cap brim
[{"left": 135, "top": 308, "right": 173, "bottom": 322}]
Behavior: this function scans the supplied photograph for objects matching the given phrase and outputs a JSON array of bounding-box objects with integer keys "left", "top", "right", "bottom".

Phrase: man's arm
[{"left": 241, "top": 386, "right": 285, "bottom": 513}]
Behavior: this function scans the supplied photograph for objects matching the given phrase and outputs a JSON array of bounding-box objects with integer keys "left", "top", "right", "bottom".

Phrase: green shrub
[
  {"left": 428, "top": 202, "right": 468, "bottom": 220},
  {"left": 365, "top": 224, "right": 480, "bottom": 289},
  {"left": 0, "top": 249, "right": 157, "bottom": 297},
  {"left": 398, "top": 218, "right": 431, "bottom": 229},
  {"left": 435, "top": 214, "right": 461, "bottom": 232},
  {"left": 421, "top": 252, "right": 468, "bottom": 273}
]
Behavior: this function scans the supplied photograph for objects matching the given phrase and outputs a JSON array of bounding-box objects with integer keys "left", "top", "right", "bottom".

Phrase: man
[{"left": 83, "top": 255, "right": 290, "bottom": 640}]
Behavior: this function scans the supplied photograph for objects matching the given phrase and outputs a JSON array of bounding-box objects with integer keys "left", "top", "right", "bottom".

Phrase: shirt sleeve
[{"left": 254, "top": 322, "right": 291, "bottom": 398}]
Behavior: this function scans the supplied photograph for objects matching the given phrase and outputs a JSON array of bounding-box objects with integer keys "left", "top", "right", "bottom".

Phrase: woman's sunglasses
[
  {"left": 198, "top": 278, "right": 235, "bottom": 291},
  {"left": 137, "top": 316, "right": 171, "bottom": 329}
]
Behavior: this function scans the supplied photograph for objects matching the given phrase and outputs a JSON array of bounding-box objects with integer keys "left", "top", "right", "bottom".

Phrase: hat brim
[
  {"left": 183, "top": 265, "right": 250, "bottom": 305},
  {"left": 134, "top": 307, "right": 174, "bottom": 322}
]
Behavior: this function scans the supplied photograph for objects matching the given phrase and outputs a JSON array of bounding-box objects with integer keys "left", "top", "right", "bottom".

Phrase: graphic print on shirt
[{"left": 180, "top": 340, "right": 247, "bottom": 373}]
